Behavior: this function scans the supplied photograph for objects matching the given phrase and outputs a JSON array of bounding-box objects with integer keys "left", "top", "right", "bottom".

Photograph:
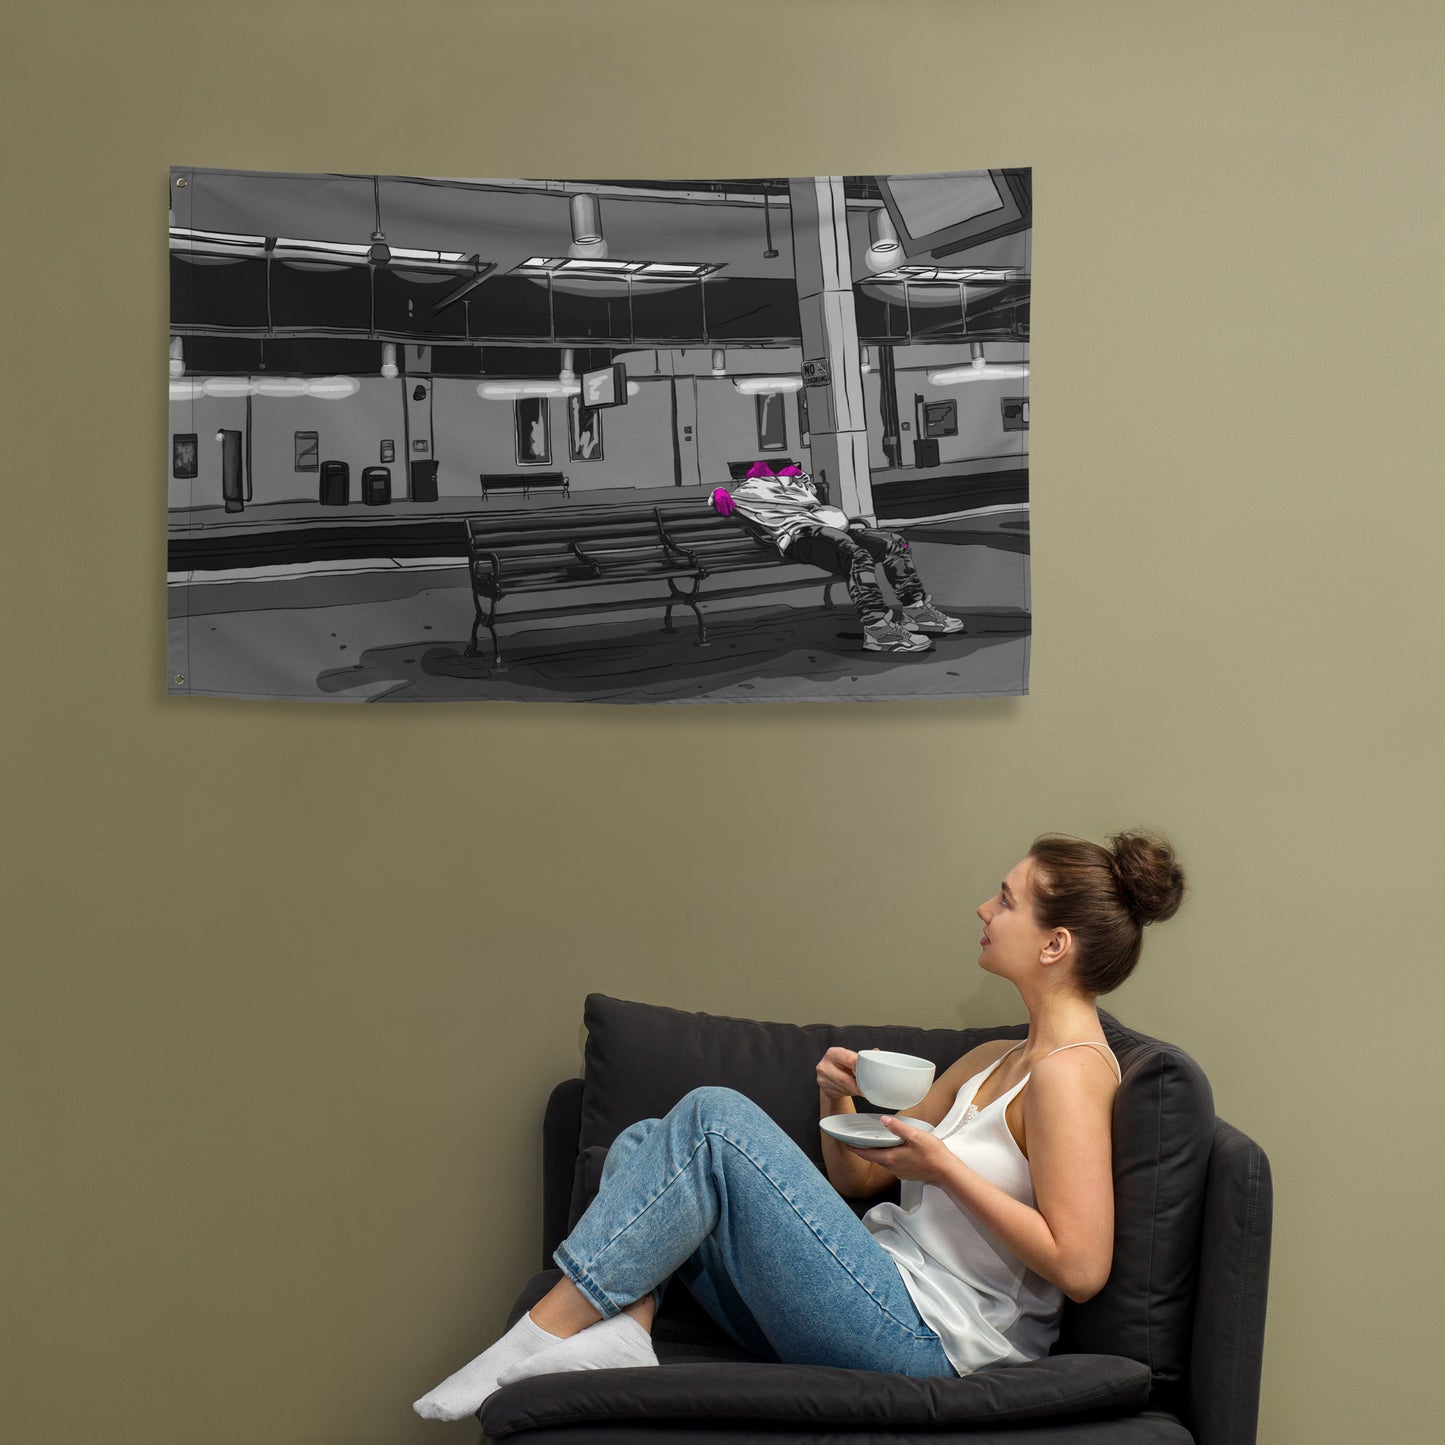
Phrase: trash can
[
  {"left": 361, "top": 466, "right": 391, "bottom": 505},
  {"left": 320, "top": 460, "right": 350, "bottom": 506}
]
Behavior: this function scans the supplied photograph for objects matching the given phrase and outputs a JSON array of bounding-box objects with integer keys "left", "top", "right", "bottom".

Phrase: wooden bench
[
  {"left": 463, "top": 499, "right": 842, "bottom": 669},
  {"left": 478, "top": 471, "right": 570, "bottom": 500}
]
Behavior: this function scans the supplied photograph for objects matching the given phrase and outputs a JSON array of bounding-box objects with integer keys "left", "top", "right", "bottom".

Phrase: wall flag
[{"left": 168, "top": 167, "right": 1031, "bottom": 704}]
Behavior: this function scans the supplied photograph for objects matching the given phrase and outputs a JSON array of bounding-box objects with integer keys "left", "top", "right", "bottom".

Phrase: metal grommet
[
  {"left": 172, "top": 674, "right": 186, "bottom": 684},
  {"left": 175, "top": 177, "right": 187, "bottom": 188}
]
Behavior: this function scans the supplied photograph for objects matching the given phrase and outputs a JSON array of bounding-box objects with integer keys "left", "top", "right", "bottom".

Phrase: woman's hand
[
  {"left": 817, "top": 1046, "right": 862, "bottom": 1101},
  {"left": 847, "top": 1117, "right": 952, "bottom": 1186}
]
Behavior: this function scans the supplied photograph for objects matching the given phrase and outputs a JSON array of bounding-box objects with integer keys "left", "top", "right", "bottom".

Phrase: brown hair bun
[
  {"left": 1108, "top": 829, "right": 1187, "bottom": 925},
  {"left": 1028, "top": 828, "right": 1188, "bottom": 996}
]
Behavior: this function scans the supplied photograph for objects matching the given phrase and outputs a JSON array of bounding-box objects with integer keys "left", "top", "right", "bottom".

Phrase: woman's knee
[
  {"left": 601, "top": 1116, "right": 662, "bottom": 1177},
  {"left": 678, "top": 1084, "right": 763, "bottom": 1126}
]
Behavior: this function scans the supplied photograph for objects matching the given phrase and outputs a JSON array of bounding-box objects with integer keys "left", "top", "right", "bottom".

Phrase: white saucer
[{"left": 819, "top": 1114, "right": 936, "bottom": 1148}]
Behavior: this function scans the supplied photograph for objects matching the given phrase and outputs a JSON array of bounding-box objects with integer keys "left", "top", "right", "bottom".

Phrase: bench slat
[
  {"left": 467, "top": 508, "right": 665, "bottom": 534},
  {"left": 478, "top": 566, "right": 697, "bottom": 593},
  {"left": 578, "top": 545, "right": 679, "bottom": 568}
]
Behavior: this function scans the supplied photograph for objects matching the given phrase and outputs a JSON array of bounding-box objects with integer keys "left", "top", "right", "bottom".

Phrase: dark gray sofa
[{"left": 479, "top": 994, "right": 1272, "bottom": 1444}]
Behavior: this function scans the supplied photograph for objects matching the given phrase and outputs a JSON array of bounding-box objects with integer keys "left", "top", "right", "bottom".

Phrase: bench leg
[
  {"left": 466, "top": 597, "right": 506, "bottom": 670},
  {"left": 666, "top": 578, "right": 709, "bottom": 646}
]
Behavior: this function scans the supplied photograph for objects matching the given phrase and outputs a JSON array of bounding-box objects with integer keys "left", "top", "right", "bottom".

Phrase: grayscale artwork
[{"left": 167, "top": 168, "right": 1031, "bottom": 704}]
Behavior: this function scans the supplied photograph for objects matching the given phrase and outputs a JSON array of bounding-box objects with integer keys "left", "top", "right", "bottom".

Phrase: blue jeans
[{"left": 553, "top": 1086, "right": 957, "bottom": 1377}]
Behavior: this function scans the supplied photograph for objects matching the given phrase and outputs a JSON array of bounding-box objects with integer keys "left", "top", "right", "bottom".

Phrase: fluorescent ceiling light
[
  {"left": 306, "top": 376, "right": 361, "bottom": 398},
  {"left": 865, "top": 265, "right": 1022, "bottom": 283},
  {"left": 926, "top": 364, "right": 1029, "bottom": 384},
  {"left": 167, "top": 375, "right": 362, "bottom": 400},
  {"left": 514, "top": 255, "right": 722, "bottom": 280},
  {"left": 202, "top": 375, "right": 254, "bottom": 397},
  {"left": 731, "top": 376, "right": 804, "bottom": 395},
  {"left": 169, "top": 227, "right": 268, "bottom": 257},
  {"left": 477, "top": 379, "right": 644, "bottom": 400},
  {"left": 169, "top": 228, "right": 470, "bottom": 269}
]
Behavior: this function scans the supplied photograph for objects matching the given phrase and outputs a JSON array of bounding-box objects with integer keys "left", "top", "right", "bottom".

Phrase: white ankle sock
[
  {"left": 412, "top": 1310, "right": 563, "bottom": 1421},
  {"left": 495, "top": 1313, "right": 659, "bottom": 1387}
]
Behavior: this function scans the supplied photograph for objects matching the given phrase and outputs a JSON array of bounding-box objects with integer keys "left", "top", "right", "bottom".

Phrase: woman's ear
[{"left": 1040, "top": 928, "right": 1073, "bottom": 965}]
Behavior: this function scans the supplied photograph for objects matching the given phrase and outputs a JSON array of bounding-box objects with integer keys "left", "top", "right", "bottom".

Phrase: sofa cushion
[
  {"left": 572, "top": 995, "right": 1214, "bottom": 1404},
  {"left": 480, "top": 1352, "right": 1154, "bottom": 1439},
  {"left": 1054, "top": 1016, "right": 1215, "bottom": 1412},
  {"left": 567, "top": 1145, "right": 609, "bottom": 1239},
  {"left": 576, "top": 993, "right": 1012, "bottom": 1166}
]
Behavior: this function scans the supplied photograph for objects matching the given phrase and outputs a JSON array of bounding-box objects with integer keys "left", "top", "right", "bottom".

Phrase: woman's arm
[
  {"left": 930, "top": 1049, "right": 1118, "bottom": 1302},
  {"left": 819, "top": 1040, "right": 1015, "bottom": 1199}
]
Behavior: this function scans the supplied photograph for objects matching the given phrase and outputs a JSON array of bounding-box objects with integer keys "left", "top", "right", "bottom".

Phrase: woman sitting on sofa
[{"left": 414, "top": 829, "right": 1186, "bottom": 1421}]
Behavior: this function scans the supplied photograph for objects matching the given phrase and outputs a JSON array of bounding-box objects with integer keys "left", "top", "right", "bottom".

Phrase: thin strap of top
[{"left": 1044, "top": 1041, "right": 1123, "bottom": 1083}]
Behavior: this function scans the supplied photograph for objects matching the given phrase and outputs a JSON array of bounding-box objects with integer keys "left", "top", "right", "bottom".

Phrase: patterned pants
[{"left": 786, "top": 524, "right": 927, "bottom": 625}]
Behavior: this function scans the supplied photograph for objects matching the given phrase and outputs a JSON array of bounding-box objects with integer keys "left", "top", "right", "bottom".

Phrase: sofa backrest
[{"left": 572, "top": 994, "right": 1215, "bottom": 1408}]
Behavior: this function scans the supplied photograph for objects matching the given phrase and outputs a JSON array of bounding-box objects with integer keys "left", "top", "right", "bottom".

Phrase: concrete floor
[{"left": 166, "top": 509, "right": 1030, "bottom": 705}]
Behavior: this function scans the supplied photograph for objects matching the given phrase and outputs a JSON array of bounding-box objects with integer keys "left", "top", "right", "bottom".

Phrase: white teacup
[{"left": 854, "top": 1049, "right": 936, "bottom": 1110}]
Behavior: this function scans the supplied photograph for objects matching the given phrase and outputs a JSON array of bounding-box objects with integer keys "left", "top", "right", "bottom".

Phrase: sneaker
[
  {"left": 863, "top": 615, "right": 932, "bottom": 653},
  {"left": 902, "top": 598, "right": 967, "bottom": 635}
]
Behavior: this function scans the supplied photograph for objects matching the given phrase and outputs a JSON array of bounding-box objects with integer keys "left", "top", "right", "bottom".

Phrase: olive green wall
[{"left": 4, "top": 3, "right": 1440, "bottom": 1442}]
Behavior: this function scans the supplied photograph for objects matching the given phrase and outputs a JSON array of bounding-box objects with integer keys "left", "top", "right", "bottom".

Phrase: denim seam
[
  {"left": 553, "top": 1240, "right": 622, "bottom": 1319},
  {"left": 554, "top": 1133, "right": 720, "bottom": 1320}
]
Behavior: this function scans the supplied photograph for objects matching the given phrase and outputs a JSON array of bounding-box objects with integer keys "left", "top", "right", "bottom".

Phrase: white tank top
[{"left": 862, "top": 1039, "right": 1122, "bottom": 1377}]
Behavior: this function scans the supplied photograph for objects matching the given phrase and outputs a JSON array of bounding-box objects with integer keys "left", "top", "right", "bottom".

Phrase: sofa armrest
[
  {"left": 542, "top": 1078, "right": 584, "bottom": 1271},
  {"left": 480, "top": 1354, "right": 1154, "bottom": 1440},
  {"left": 1187, "top": 1119, "right": 1273, "bottom": 1445}
]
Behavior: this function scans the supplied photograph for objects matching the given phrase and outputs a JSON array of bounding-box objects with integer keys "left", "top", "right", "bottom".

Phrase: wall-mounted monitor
[
  {"left": 876, "top": 169, "right": 1031, "bottom": 259},
  {"left": 580, "top": 361, "right": 628, "bottom": 408}
]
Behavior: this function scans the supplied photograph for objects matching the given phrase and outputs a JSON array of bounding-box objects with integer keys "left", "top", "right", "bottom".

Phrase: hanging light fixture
[
  {"left": 860, "top": 344, "right": 874, "bottom": 374},
  {"left": 381, "top": 343, "right": 399, "bottom": 379},
  {"left": 169, "top": 336, "right": 185, "bottom": 378},
  {"left": 558, "top": 348, "right": 576, "bottom": 383},
  {"left": 864, "top": 207, "right": 901, "bottom": 275},
  {"left": 368, "top": 175, "right": 391, "bottom": 266},
  {"left": 711, "top": 348, "right": 726, "bottom": 377},
  {"left": 568, "top": 194, "right": 607, "bottom": 259},
  {"left": 762, "top": 186, "right": 779, "bottom": 259}
]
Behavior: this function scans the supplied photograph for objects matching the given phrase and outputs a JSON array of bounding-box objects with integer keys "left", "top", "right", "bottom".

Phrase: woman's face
[{"left": 976, "top": 856, "right": 1052, "bottom": 978}]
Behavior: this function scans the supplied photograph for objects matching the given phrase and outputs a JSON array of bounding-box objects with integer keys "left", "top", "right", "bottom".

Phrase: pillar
[{"left": 787, "top": 176, "right": 875, "bottom": 521}]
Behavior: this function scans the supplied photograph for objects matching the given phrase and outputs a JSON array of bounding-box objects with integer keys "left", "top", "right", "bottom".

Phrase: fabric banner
[{"left": 167, "top": 168, "right": 1030, "bottom": 704}]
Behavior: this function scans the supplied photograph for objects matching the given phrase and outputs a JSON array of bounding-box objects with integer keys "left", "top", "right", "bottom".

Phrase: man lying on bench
[{"left": 709, "top": 461, "right": 967, "bottom": 654}]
